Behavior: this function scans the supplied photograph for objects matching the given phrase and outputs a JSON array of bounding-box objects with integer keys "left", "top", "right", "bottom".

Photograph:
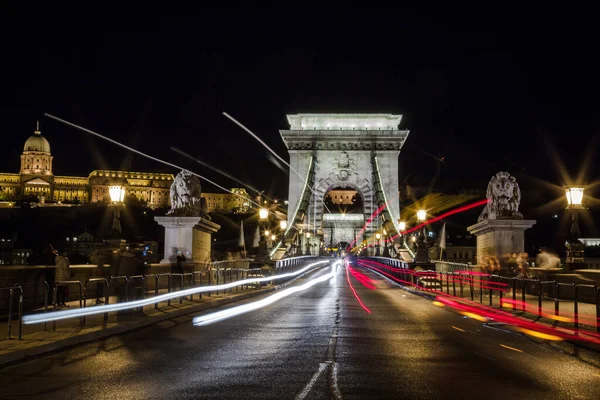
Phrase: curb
[{"left": 0, "top": 263, "right": 331, "bottom": 369}]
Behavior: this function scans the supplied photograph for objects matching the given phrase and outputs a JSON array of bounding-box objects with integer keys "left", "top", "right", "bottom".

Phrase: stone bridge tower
[{"left": 280, "top": 114, "right": 409, "bottom": 252}]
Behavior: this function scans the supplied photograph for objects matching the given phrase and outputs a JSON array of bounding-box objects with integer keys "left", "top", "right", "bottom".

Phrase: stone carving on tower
[
  {"left": 478, "top": 171, "right": 523, "bottom": 222},
  {"left": 167, "top": 169, "right": 210, "bottom": 219},
  {"left": 333, "top": 151, "right": 357, "bottom": 182}
]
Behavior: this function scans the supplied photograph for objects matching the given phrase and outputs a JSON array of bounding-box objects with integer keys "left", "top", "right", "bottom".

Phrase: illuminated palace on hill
[{"left": 0, "top": 123, "right": 252, "bottom": 212}]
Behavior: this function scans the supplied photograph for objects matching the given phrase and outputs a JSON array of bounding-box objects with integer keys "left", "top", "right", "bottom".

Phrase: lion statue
[
  {"left": 478, "top": 171, "right": 523, "bottom": 221},
  {"left": 167, "top": 169, "right": 210, "bottom": 219}
]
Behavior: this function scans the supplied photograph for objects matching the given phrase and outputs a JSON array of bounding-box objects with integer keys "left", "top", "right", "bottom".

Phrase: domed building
[
  {"left": 19, "top": 122, "right": 54, "bottom": 198},
  {"left": 0, "top": 122, "right": 175, "bottom": 207}
]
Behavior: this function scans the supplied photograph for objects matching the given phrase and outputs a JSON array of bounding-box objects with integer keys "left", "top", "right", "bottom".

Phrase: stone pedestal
[
  {"left": 467, "top": 219, "right": 536, "bottom": 262},
  {"left": 155, "top": 216, "right": 220, "bottom": 264}
]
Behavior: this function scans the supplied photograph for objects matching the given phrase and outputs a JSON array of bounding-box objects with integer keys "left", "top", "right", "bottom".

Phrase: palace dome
[{"left": 23, "top": 126, "right": 51, "bottom": 153}]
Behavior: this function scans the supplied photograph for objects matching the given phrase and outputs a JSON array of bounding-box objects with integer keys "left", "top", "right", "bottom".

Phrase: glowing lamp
[
  {"left": 259, "top": 208, "right": 269, "bottom": 220},
  {"left": 399, "top": 221, "right": 406, "bottom": 232},
  {"left": 376, "top": 233, "right": 381, "bottom": 240},
  {"left": 280, "top": 220, "right": 288, "bottom": 230},
  {"left": 271, "top": 235, "right": 276, "bottom": 241},
  {"left": 565, "top": 187, "right": 584, "bottom": 209},
  {"left": 417, "top": 210, "right": 427, "bottom": 221},
  {"left": 109, "top": 185, "right": 125, "bottom": 203},
  {"left": 306, "top": 232, "right": 311, "bottom": 239}
]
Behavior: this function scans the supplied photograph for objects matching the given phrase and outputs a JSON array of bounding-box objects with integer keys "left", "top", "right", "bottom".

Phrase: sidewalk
[{"left": 0, "top": 283, "right": 277, "bottom": 368}]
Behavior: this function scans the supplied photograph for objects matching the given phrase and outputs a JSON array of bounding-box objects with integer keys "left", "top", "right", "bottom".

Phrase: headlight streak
[
  {"left": 22, "top": 260, "right": 330, "bottom": 325},
  {"left": 192, "top": 261, "right": 342, "bottom": 326}
]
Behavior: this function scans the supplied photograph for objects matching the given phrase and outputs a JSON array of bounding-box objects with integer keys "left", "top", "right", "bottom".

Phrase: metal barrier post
[
  {"left": 17, "top": 286, "right": 23, "bottom": 340},
  {"left": 83, "top": 278, "right": 109, "bottom": 325},
  {"left": 521, "top": 278, "right": 526, "bottom": 311},
  {"left": 489, "top": 276, "right": 493, "bottom": 307},
  {"left": 6, "top": 288, "right": 14, "bottom": 340},
  {"left": 43, "top": 281, "right": 49, "bottom": 331},
  {"left": 573, "top": 284, "right": 579, "bottom": 329},
  {"left": 155, "top": 274, "right": 161, "bottom": 309},
  {"left": 537, "top": 279, "right": 542, "bottom": 317},
  {"left": 512, "top": 278, "right": 517, "bottom": 310},
  {"left": 555, "top": 282, "right": 560, "bottom": 317},
  {"left": 596, "top": 287, "right": 600, "bottom": 333},
  {"left": 167, "top": 274, "right": 173, "bottom": 306}
]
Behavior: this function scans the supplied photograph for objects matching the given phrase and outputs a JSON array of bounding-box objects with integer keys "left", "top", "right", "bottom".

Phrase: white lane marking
[
  {"left": 330, "top": 362, "right": 343, "bottom": 400},
  {"left": 295, "top": 363, "right": 328, "bottom": 400}
]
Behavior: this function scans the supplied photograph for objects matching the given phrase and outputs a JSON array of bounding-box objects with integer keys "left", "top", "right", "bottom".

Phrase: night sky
[{"left": 3, "top": 10, "right": 599, "bottom": 203}]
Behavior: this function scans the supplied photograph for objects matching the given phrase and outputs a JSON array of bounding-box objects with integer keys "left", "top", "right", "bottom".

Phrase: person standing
[
  {"left": 43, "top": 244, "right": 57, "bottom": 304},
  {"left": 55, "top": 249, "right": 71, "bottom": 307}
]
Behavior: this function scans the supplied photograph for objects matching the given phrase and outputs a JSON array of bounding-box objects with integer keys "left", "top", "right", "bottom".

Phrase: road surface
[{"left": 1, "top": 260, "right": 599, "bottom": 399}]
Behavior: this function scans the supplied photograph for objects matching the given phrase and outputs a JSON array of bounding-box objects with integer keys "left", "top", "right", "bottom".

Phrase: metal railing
[
  {"left": 1, "top": 286, "right": 23, "bottom": 340},
  {"left": 356, "top": 258, "right": 600, "bottom": 333},
  {"left": 2, "top": 256, "right": 323, "bottom": 340}
]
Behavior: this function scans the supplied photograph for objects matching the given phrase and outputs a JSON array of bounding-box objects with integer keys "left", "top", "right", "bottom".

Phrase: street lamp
[
  {"left": 565, "top": 186, "right": 585, "bottom": 267},
  {"left": 375, "top": 232, "right": 381, "bottom": 256},
  {"left": 398, "top": 221, "right": 406, "bottom": 232},
  {"left": 415, "top": 209, "right": 429, "bottom": 263},
  {"left": 279, "top": 220, "right": 288, "bottom": 230},
  {"left": 305, "top": 232, "right": 311, "bottom": 255},
  {"left": 565, "top": 187, "right": 585, "bottom": 209},
  {"left": 259, "top": 207, "right": 269, "bottom": 220},
  {"left": 382, "top": 228, "right": 391, "bottom": 257},
  {"left": 257, "top": 208, "right": 270, "bottom": 260},
  {"left": 108, "top": 185, "right": 125, "bottom": 237}
]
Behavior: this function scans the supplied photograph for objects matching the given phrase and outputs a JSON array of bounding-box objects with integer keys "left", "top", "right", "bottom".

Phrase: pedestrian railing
[
  {"left": 356, "top": 258, "right": 600, "bottom": 333},
  {"left": 2, "top": 255, "right": 325, "bottom": 340},
  {"left": 1, "top": 286, "right": 23, "bottom": 340}
]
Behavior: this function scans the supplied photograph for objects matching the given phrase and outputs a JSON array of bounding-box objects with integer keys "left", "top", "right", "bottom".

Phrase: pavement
[
  {"left": 412, "top": 273, "right": 600, "bottom": 333},
  {"left": 0, "top": 260, "right": 599, "bottom": 399},
  {"left": 0, "top": 278, "right": 287, "bottom": 368}
]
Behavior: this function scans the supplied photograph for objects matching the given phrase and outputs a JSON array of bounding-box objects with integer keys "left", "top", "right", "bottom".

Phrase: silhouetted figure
[{"left": 55, "top": 249, "right": 71, "bottom": 307}]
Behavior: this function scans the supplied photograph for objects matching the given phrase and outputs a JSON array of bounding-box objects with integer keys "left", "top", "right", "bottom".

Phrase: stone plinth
[
  {"left": 155, "top": 216, "right": 220, "bottom": 264},
  {"left": 467, "top": 219, "right": 536, "bottom": 262}
]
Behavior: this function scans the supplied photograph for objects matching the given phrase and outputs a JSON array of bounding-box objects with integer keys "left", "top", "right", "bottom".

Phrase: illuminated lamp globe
[
  {"left": 280, "top": 220, "right": 288, "bottom": 230},
  {"left": 399, "top": 221, "right": 406, "bottom": 232},
  {"left": 565, "top": 187, "right": 585, "bottom": 209},
  {"left": 109, "top": 185, "right": 125, "bottom": 203},
  {"left": 375, "top": 233, "right": 381, "bottom": 240},
  {"left": 417, "top": 210, "right": 427, "bottom": 221},
  {"left": 306, "top": 232, "right": 311, "bottom": 239},
  {"left": 259, "top": 208, "right": 269, "bottom": 220}
]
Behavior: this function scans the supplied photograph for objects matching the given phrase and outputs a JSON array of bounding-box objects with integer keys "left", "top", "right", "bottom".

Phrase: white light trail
[
  {"left": 193, "top": 261, "right": 341, "bottom": 326},
  {"left": 22, "top": 260, "right": 330, "bottom": 325},
  {"left": 43, "top": 114, "right": 244, "bottom": 200},
  {"left": 223, "top": 112, "right": 337, "bottom": 224}
]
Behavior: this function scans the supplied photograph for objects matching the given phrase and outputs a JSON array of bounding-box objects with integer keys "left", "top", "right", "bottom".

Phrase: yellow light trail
[{"left": 500, "top": 344, "right": 523, "bottom": 353}]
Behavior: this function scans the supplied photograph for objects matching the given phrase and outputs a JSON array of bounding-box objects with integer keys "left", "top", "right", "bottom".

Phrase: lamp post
[
  {"left": 305, "top": 232, "right": 311, "bottom": 255},
  {"left": 108, "top": 185, "right": 125, "bottom": 237},
  {"left": 257, "top": 207, "right": 270, "bottom": 260},
  {"left": 565, "top": 186, "right": 585, "bottom": 268},
  {"left": 375, "top": 232, "right": 381, "bottom": 256},
  {"left": 414, "top": 209, "right": 429, "bottom": 263},
  {"left": 382, "top": 228, "right": 391, "bottom": 257}
]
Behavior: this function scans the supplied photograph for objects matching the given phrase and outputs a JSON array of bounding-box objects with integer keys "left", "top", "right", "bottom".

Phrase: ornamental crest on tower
[{"left": 333, "top": 151, "right": 356, "bottom": 181}]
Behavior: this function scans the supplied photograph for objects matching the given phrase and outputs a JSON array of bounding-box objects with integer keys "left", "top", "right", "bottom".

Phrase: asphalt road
[{"left": 1, "top": 259, "right": 599, "bottom": 399}]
